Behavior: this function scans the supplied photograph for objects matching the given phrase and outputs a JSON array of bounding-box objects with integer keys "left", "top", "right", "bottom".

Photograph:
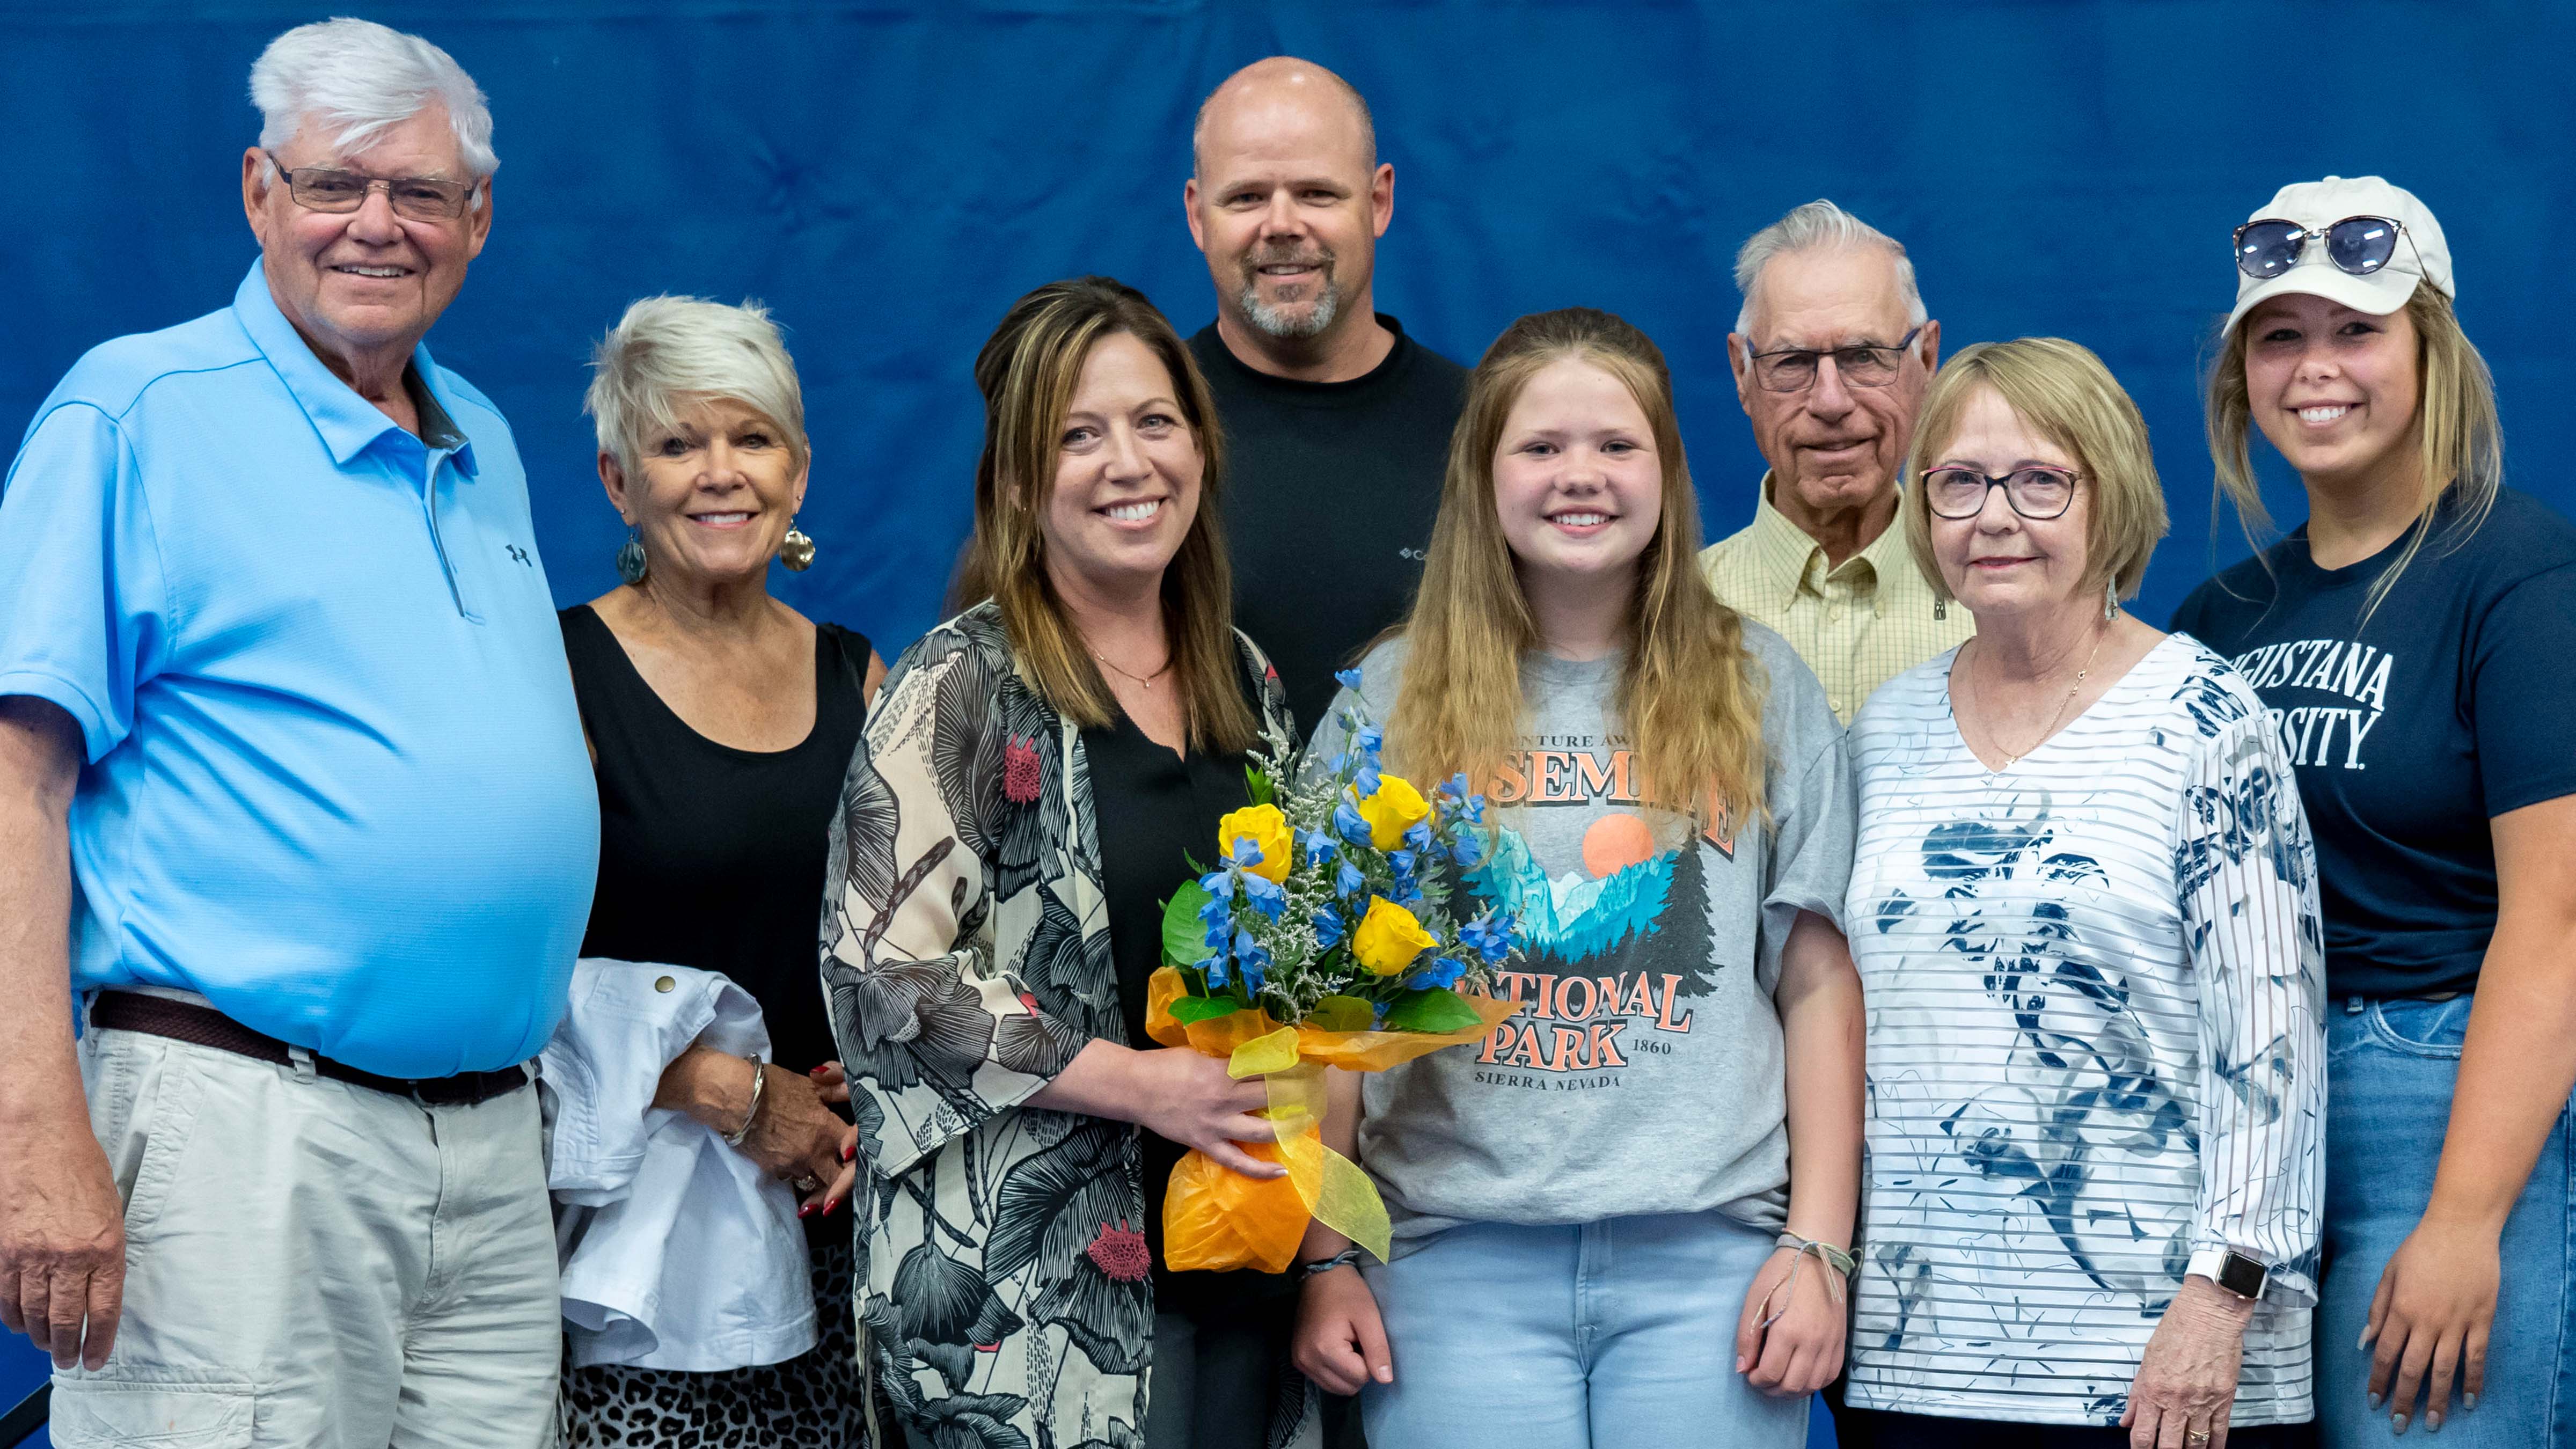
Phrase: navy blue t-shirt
[{"left": 2170, "top": 487, "right": 2576, "bottom": 999}]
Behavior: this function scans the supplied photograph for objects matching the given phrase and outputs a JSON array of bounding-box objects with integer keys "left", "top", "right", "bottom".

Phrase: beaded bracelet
[{"left": 722, "top": 1051, "right": 769, "bottom": 1147}]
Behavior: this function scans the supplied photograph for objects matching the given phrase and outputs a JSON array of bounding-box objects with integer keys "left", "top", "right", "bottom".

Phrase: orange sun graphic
[{"left": 1580, "top": 812, "right": 1656, "bottom": 879}]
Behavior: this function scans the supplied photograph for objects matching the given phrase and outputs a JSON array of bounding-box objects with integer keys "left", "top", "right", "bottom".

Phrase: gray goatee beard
[{"left": 1233, "top": 255, "right": 1341, "bottom": 340}]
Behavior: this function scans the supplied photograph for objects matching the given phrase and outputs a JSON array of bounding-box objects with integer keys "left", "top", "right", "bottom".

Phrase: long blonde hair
[
  {"left": 2206, "top": 284, "right": 2502, "bottom": 624},
  {"left": 1389, "top": 308, "right": 1766, "bottom": 827},
  {"left": 952, "top": 276, "right": 1258, "bottom": 753}
]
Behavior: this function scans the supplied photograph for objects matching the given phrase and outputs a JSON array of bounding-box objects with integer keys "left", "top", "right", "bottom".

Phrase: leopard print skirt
[{"left": 561, "top": 1235, "right": 872, "bottom": 1448}]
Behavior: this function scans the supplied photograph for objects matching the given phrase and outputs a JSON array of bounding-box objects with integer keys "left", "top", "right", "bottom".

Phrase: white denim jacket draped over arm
[{"left": 540, "top": 958, "right": 816, "bottom": 1371}]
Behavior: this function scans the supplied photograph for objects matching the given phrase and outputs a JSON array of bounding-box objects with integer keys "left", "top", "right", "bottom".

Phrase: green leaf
[
  {"left": 1245, "top": 766, "right": 1275, "bottom": 807},
  {"left": 1307, "top": 995, "right": 1377, "bottom": 1033},
  {"left": 1383, "top": 987, "right": 1482, "bottom": 1034},
  {"left": 1162, "top": 879, "right": 1217, "bottom": 968},
  {"left": 1168, "top": 996, "right": 1242, "bottom": 1025}
]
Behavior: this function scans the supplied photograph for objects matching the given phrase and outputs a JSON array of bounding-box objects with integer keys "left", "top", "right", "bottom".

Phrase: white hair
[
  {"left": 586, "top": 297, "right": 809, "bottom": 476},
  {"left": 251, "top": 17, "right": 497, "bottom": 179},
  {"left": 1732, "top": 199, "right": 1928, "bottom": 337}
]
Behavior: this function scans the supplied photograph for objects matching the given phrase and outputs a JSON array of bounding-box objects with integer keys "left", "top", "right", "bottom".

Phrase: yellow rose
[
  {"left": 1356, "top": 774, "right": 1431, "bottom": 850},
  {"left": 1217, "top": 803, "right": 1292, "bottom": 883},
  {"left": 1351, "top": 896, "right": 1436, "bottom": 976}
]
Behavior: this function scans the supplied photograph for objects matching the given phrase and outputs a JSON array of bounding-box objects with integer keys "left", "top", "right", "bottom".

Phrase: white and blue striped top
[{"left": 1843, "top": 634, "right": 2325, "bottom": 1427}]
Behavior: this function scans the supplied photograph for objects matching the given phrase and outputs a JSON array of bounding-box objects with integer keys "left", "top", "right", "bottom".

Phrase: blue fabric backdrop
[
  {"left": 1, "top": 9, "right": 2568, "bottom": 1444},
  {"left": 5, "top": 2, "right": 2571, "bottom": 662}
]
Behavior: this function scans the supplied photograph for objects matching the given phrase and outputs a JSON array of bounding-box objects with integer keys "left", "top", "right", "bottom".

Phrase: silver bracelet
[{"left": 722, "top": 1052, "right": 767, "bottom": 1147}]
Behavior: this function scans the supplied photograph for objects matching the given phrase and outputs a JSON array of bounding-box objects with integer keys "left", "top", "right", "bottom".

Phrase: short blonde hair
[
  {"left": 1904, "top": 337, "right": 2169, "bottom": 605},
  {"left": 586, "top": 296, "right": 808, "bottom": 478}
]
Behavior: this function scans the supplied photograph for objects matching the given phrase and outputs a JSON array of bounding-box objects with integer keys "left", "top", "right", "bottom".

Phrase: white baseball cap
[{"left": 2224, "top": 175, "right": 2454, "bottom": 336}]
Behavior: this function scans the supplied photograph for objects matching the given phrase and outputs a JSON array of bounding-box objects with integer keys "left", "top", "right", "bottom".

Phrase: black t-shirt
[
  {"left": 1188, "top": 314, "right": 1467, "bottom": 732},
  {"left": 2170, "top": 488, "right": 2576, "bottom": 999},
  {"left": 560, "top": 605, "right": 870, "bottom": 1076},
  {"left": 1081, "top": 690, "right": 1294, "bottom": 1322}
]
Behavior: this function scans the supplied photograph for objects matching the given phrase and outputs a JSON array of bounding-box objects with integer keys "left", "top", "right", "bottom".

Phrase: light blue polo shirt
[{"left": 0, "top": 264, "right": 599, "bottom": 1078}]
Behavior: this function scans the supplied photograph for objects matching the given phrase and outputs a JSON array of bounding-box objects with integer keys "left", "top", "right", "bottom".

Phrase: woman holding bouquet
[
  {"left": 819, "top": 276, "right": 1316, "bottom": 1448},
  {"left": 1291, "top": 307, "right": 1864, "bottom": 1447}
]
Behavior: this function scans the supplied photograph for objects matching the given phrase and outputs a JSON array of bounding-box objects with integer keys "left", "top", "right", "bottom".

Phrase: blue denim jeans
[
  {"left": 2318, "top": 996, "right": 2576, "bottom": 1445},
  {"left": 1360, "top": 1211, "right": 1812, "bottom": 1449}
]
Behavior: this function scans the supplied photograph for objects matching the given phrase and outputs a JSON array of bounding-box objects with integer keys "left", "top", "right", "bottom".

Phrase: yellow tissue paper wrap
[{"left": 1145, "top": 965, "right": 1524, "bottom": 1274}]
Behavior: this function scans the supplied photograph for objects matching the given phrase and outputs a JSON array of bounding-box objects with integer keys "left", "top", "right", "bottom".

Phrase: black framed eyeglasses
[
  {"left": 2233, "top": 215, "right": 2419, "bottom": 281},
  {"left": 1923, "top": 465, "right": 2081, "bottom": 521},
  {"left": 264, "top": 151, "right": 478, "bottom": 222},
  {"left": 1744, "top": 325, "right": 1924, "bottom": 393}
]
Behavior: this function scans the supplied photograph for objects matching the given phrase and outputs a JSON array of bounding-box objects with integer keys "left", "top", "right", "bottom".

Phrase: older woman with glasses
[{"left": 1837, "top": 338, "right": 2325, "bottom": 1449}]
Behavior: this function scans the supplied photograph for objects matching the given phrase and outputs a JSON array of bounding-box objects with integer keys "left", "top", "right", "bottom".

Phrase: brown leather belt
[{"left": 90, "top": 991, "right": 530, "bottom": 1107}]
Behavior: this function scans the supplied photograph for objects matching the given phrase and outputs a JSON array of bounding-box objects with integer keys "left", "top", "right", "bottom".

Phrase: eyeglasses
[
  {"left": 1923, "top": 466, "right": 2081, "bottom": 521},
  {"left": 1743, "top": 325, "right": 1923, "bottom": 394},
  {"left": 264, "top": 151, "right": 478, "bottom": 222},
  {"left": 2233, "top": 215, "right": 2418, "bottom": 281}
]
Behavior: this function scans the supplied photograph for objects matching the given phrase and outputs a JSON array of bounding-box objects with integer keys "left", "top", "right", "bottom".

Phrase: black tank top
[{"left": 559, "top": 604, "right": 870, "bottom": 1077}]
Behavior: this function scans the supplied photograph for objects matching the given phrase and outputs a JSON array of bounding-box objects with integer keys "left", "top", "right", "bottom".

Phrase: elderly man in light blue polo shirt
[{"left": 0, "top": 18, "right": 595, "bottom": 1445}]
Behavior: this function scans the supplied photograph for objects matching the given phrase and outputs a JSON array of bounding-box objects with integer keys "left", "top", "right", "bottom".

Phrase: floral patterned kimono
[{"left": 821, "top": 603, "right": 1316, "bottom": 1449}]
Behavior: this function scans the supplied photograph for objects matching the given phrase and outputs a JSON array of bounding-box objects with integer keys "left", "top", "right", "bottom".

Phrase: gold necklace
[
  {"left": 1094, "top": 650, "right": 1171, "bottom": 691},
  {"left": 1970, "top": 620, "right": 2112, "bottom": 769}
]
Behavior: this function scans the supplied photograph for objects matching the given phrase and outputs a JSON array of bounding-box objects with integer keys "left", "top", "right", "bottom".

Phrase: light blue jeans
[
  {"left": 1360, "top": 1211, "right": 1812, "bottom": 1449},
  {"left": 2318, "top": 996, "right": 2576, "bottom": 1445}
]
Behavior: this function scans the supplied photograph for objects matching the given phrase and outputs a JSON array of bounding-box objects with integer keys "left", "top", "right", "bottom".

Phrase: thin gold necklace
[
  {"left": 1094, "top": 650, "right": 1171, "bottom": 691},
  {"left": 1969, "top": 620, "right": 2112, "bottom": 770}
]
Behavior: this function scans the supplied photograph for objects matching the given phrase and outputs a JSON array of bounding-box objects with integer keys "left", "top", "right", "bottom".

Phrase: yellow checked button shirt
[{"left": 1700, "top": 481, "right": 1974, "bottom": 726}]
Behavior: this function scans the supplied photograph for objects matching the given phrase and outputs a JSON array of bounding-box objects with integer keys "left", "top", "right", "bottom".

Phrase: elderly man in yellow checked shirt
[{"left": 1704, "top": 200, "right": 1974, "bottom": 723}]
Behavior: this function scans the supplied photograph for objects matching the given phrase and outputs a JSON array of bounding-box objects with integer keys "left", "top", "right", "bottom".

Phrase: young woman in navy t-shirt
[{"left": 2172, "top": 176, "right": 2576, "bottom": 1446}]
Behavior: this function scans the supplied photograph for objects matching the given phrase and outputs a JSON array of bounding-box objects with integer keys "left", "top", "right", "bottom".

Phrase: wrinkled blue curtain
[{"left": 5, "top": 1, "right": 2567, "bottom": 656}]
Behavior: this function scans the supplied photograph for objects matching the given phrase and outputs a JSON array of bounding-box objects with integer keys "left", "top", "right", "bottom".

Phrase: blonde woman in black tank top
[{"left": 557, "top": 296, "right": 889, "bottom": 1447}]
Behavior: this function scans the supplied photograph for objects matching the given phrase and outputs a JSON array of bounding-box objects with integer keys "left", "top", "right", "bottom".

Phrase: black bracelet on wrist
[{"left": 1299, "top": 1248, "right": 1366, "bottom": 1278}]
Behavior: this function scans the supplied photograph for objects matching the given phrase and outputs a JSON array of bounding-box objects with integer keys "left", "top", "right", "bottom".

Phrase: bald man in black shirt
[{"left": 1183, "top": 57, "right": 1468, "bottom": 733}]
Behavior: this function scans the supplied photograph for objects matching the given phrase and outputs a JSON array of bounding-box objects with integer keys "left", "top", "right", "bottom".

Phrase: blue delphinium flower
[
  {"left": 1402, "top": 822, "right": 1434, "bottom": 853},
  {"left": 1335, "top": 860, "right": 1366, "bottom": 899},
  {"left": 1231, "top": 929, "right": 1271, "bottom": 992},
  {"left": 1227, "top": 835, "right": 1265, "bottom": 871},
  {"left": 1240, "top": 872, "right": 1287, "bottom": 921},
  {"left": 1333, "top": 796, "right": 1372, "bottom": 847},
  {"left": 1299, "top": 829, "right": 1338, "bottom": 868},
  {"left": 1405, "top": 956, "right": 1466, "bottom": 991},
  {"left": 1460, "top": 913, "right": 1514, "bottom": 966},
  {"left": 1335, "top": 668, "right": 1364, "bottom": 691},
  {"left": 1356, "top": 723, "right": 1384, "bottom": 758},
  {"left": 1204, "top": 950, "right": 1232, "bottom": 991},
  {"left": 1448, "top": 824, "right": 1484, "bottom": 867},
  {"left": 1312, "top": 906, "right": 1346, "bottom": 949}
]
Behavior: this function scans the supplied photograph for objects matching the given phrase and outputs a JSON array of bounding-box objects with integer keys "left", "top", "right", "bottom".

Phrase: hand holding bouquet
[{"left": 1150, "top": 669, "right": 1524, "bottom": 1272}]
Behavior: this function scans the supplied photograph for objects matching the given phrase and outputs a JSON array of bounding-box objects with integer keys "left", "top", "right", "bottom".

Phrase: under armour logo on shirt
[{"left": 505, "top": 545, "right": 532, "bottom": 567}]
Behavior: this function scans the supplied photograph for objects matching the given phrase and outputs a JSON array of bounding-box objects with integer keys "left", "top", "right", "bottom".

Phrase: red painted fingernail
[
  {"left": 809, "top": 1066, "right": 828, "bottom": 1076},
  {"left": 840, "top": 1144, "right": 855, "bottom": 1162},
  {"left": 798, "top": 1203, "right": 815, "bottom": 1219},
  {"left": 824, "top": 1196, "right": 843, "bottom": 1216}
]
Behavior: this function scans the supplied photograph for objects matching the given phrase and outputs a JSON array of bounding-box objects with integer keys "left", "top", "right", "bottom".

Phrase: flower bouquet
[{"left": 1148, "top": 669, "right": 1524, "bottom": 1274}]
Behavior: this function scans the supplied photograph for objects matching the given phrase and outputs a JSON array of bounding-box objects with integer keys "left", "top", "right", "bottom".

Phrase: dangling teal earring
[
  {"left": 616, "top": 523, "right": 648, "bottom": 586},
  {"left": 780, "top": 519, "right": 816, "bottom": 573}
]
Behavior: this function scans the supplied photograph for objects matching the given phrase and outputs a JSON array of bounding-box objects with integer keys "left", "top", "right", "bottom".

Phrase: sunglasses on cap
[{"left": 2233, "top": 216, "right": 2418, "bottom": 281}]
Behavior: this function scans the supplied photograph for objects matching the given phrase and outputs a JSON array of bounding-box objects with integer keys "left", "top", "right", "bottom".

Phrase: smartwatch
[{"left": 2185, "top": 1246, "right": 2269, "bottom": 1301}]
